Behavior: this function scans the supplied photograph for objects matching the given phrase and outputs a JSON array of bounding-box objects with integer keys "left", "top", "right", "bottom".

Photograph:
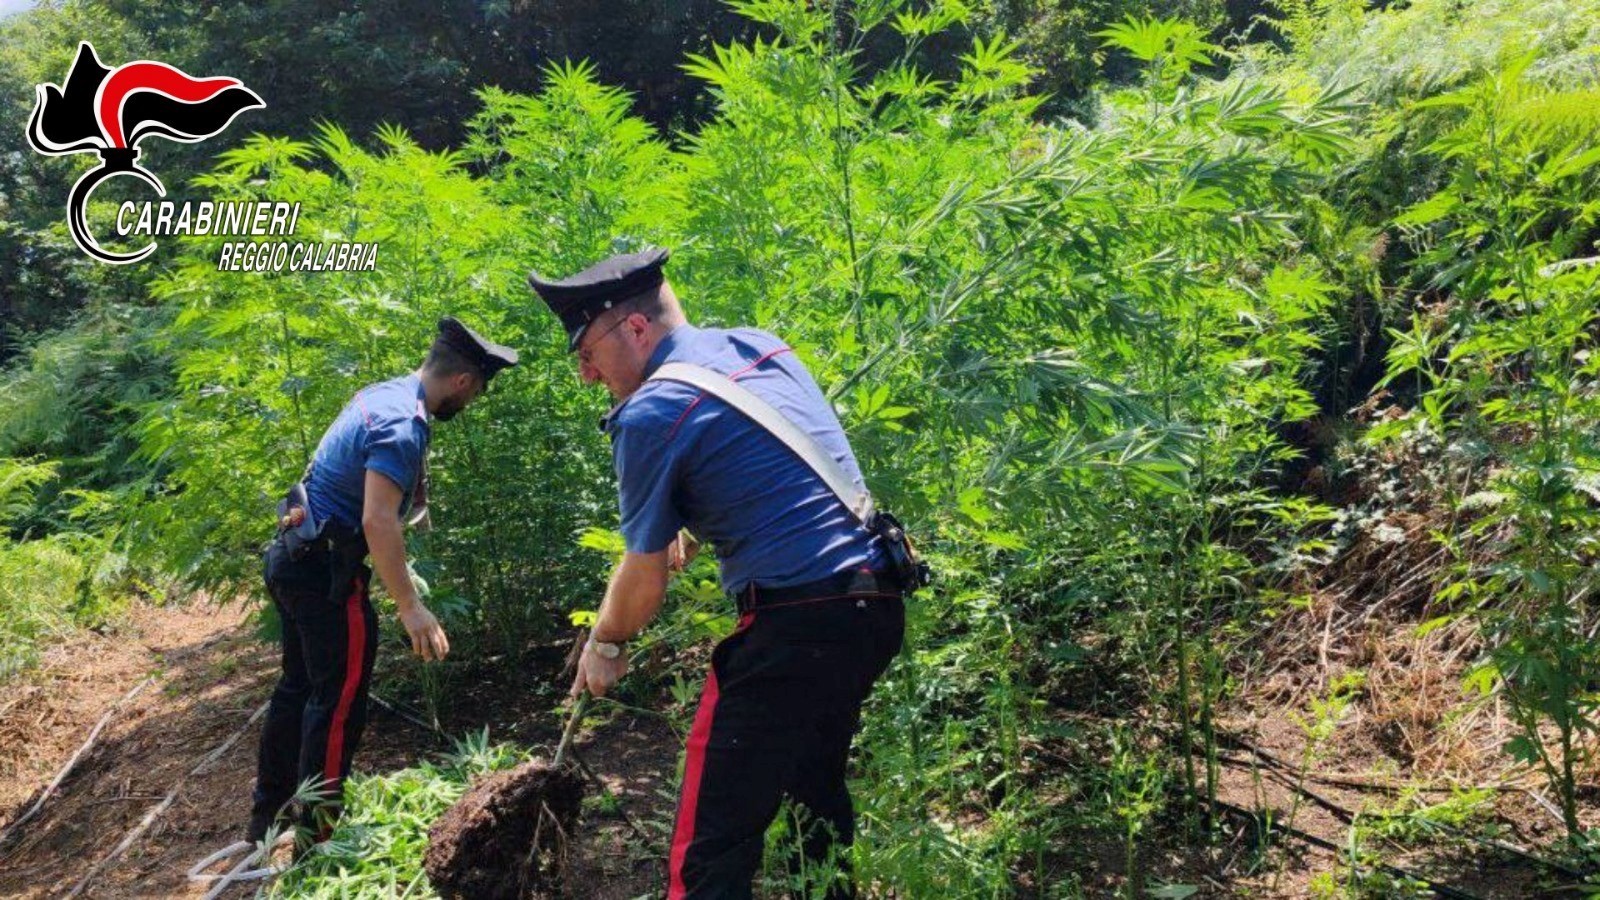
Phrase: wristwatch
[{"left": 587, "top": 637, "right": 624, "bottom": 660}]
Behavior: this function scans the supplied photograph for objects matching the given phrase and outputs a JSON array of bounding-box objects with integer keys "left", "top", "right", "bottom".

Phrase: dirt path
[
  {"left": 0, "top": 600, "right": 676, "bottom": 899},
  {"left": 0, "top": 600, "right": 276, "bottom": 898}
]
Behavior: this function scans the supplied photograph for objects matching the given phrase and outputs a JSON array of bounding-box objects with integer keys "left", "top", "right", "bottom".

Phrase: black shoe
[
  {"left": 244, "top": 819, "right": 269, "bottom": 845},
  {"left": 245, "top": 809, "right": 290, "bottom": 846}
]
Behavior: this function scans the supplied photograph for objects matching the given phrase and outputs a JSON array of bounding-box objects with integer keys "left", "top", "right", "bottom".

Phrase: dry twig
[
  {"left": 0, "top": 675, "right": 156, "bottom": 848},
  {"left": 64, "top": 699, "right": 269, "bottom": 899}
]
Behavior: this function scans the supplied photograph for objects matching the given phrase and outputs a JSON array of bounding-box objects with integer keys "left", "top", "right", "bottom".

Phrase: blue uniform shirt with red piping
[
  {"left": 604, "top": 324, "right": 886, "bottom": 596},
  {"left": 305, "top": 374, "right": 430, "bottom": 529}
]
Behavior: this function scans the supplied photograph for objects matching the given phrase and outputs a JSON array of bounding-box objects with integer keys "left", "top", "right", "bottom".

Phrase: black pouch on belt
[{"left": 871, "top": 510, "right": 932, "bottom": 595}]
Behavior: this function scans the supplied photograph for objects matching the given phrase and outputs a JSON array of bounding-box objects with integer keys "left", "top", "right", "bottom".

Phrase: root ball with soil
[{"left": 424, "top": 761, "right": 586, "bottom": 900}]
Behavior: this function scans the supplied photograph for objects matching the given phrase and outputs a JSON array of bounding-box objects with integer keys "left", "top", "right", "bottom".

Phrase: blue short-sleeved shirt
[
  {"left": 305, "top": 374, "right": 431, "bottom": 529},
  {"left": 604, "top": 325, "right": 885, "bottom": 595}
]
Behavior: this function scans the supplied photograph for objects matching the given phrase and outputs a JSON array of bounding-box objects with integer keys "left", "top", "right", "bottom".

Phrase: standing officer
[
  {"left": 532, "top": 248, "right": 910, "bottom": 899},
  {"left": 247, "top": 317, "right": 517, "bottom": 847}
]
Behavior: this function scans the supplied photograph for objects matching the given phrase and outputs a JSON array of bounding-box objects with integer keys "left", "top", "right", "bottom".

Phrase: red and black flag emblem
[{"left": 27, "top": 42, "right": 264, "bottom": 264}]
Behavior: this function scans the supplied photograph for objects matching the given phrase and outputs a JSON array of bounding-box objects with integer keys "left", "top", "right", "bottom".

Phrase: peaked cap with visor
[{"left": 528, "top": 247, "right": 670, "bottom": 351}]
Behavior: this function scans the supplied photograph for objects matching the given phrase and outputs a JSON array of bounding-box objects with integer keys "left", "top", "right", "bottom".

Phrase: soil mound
[{"left": 424, "top": 761, "right": 586, "bottom": 899}]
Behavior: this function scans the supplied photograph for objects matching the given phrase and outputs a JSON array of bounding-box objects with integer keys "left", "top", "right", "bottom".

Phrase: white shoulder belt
[{"left": 647, "top": 361, "right": 877, "bottom": 526}]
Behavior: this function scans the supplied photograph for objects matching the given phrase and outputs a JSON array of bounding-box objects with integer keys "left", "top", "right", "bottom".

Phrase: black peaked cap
[
  {"left": 528, "top": 247, "right": 670, "bottom": 351},
  {"left": 435, "top": 317, "right": 518, "bottom": 381}
]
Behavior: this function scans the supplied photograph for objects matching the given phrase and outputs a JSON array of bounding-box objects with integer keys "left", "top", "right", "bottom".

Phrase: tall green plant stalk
[
  {"left": 825, "top": 0, "right": 866, "bottom": 347},
  {"left": 278, "top": 307, "right": 310, "bottom": 461},
  {"left": 1478, "top": 70, "right": 1592, "bottom": 848},
  {"left": 1382, "top": 58, "right": 1600, "bottom": 849},
  {"left": 1273, "top": 673, "right": 1357, "bottom": 891}
]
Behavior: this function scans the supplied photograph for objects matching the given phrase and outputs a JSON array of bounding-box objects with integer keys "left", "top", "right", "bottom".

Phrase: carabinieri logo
[{"left": 26, "top": 42, "right": 264, "bottom": 264}]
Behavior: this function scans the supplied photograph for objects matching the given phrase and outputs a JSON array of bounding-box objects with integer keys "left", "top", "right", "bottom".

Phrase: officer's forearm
[
  {"left": 364, "top": 514, "right": 421, "bottom": 611},
  {"left": 593, "top": 550, "right": 669, "bottom": 642}
]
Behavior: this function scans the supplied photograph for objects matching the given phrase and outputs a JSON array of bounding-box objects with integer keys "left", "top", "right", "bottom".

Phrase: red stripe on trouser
[
  {"left": 323, "top": 575, "right": 366, "bottom": 800},
  {"left": 668, "top": 611, "right": 754, "bottom": 899}
]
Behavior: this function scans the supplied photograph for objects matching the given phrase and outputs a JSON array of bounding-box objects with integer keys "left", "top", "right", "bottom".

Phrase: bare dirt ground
[
  {"left": 2, "top": 591, "right": 1592, "bottom": 899},
  {"left": 0, "top": 599, "right": 277, "bottom": 898},
  {"left": 0, "top": 600, "right": 676, "bottom": 899}
]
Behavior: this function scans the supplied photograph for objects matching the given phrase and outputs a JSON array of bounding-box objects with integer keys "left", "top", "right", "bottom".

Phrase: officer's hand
[
  {"left": 399, "top": 604, "right": 450, "bottom": 662},
  {"left": 667, "top": 531, "right": 700, "bottom": 573},
  {"left": 569, "top": 643, "right": 628, "bottom": 699}
]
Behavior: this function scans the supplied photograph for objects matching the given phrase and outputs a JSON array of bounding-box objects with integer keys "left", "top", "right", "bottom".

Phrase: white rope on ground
[
  {"left": 188, "top": 840, "right": 254, "bottom": 878},
  {"left": 0, "top": 675, "right": 157, "bottom": 849},
  {"left": 64, "top": 698, "right": 271, "bottom": 899},
  {"left": 187, "top": 833, "right": 293, "bottom": 900}
]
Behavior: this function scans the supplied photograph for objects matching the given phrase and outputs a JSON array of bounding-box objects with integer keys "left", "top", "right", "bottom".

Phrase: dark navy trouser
[
  {"left": 668, "top": 594, "right": 904, "bottom": 899},
  {"left": 251, "top": 536, "right": 377, "bottom": 839}
]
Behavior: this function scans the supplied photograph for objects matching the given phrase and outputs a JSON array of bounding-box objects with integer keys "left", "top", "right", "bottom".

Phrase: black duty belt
[
  {"left": 734, "top": 569, "right": 902, "bottom": 614},
  {"left": 278, "top": 518, "right": 367, "bottom": 562},
  {"left": 318, "top": 520, "right": 368, "bottom": 558}
]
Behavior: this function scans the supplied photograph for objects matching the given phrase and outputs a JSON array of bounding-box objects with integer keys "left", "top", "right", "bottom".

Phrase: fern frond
[{"left": 1505, "top": 86, "right": 1600, "bottom": 143}]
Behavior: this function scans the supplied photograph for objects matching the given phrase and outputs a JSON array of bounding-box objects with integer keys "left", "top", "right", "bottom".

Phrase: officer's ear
[{"left": 453, "top": 370, "right": 484, "bottom": 399}]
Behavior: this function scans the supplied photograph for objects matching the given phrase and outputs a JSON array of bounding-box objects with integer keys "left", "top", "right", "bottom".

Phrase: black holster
[{"left": 870, "top": 510, "right": 931, "bottom": 595}]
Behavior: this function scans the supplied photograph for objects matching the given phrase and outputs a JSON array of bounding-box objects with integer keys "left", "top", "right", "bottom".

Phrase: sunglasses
[{"left": 576, "top": 309, "right": 646, "bottom": 365}]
